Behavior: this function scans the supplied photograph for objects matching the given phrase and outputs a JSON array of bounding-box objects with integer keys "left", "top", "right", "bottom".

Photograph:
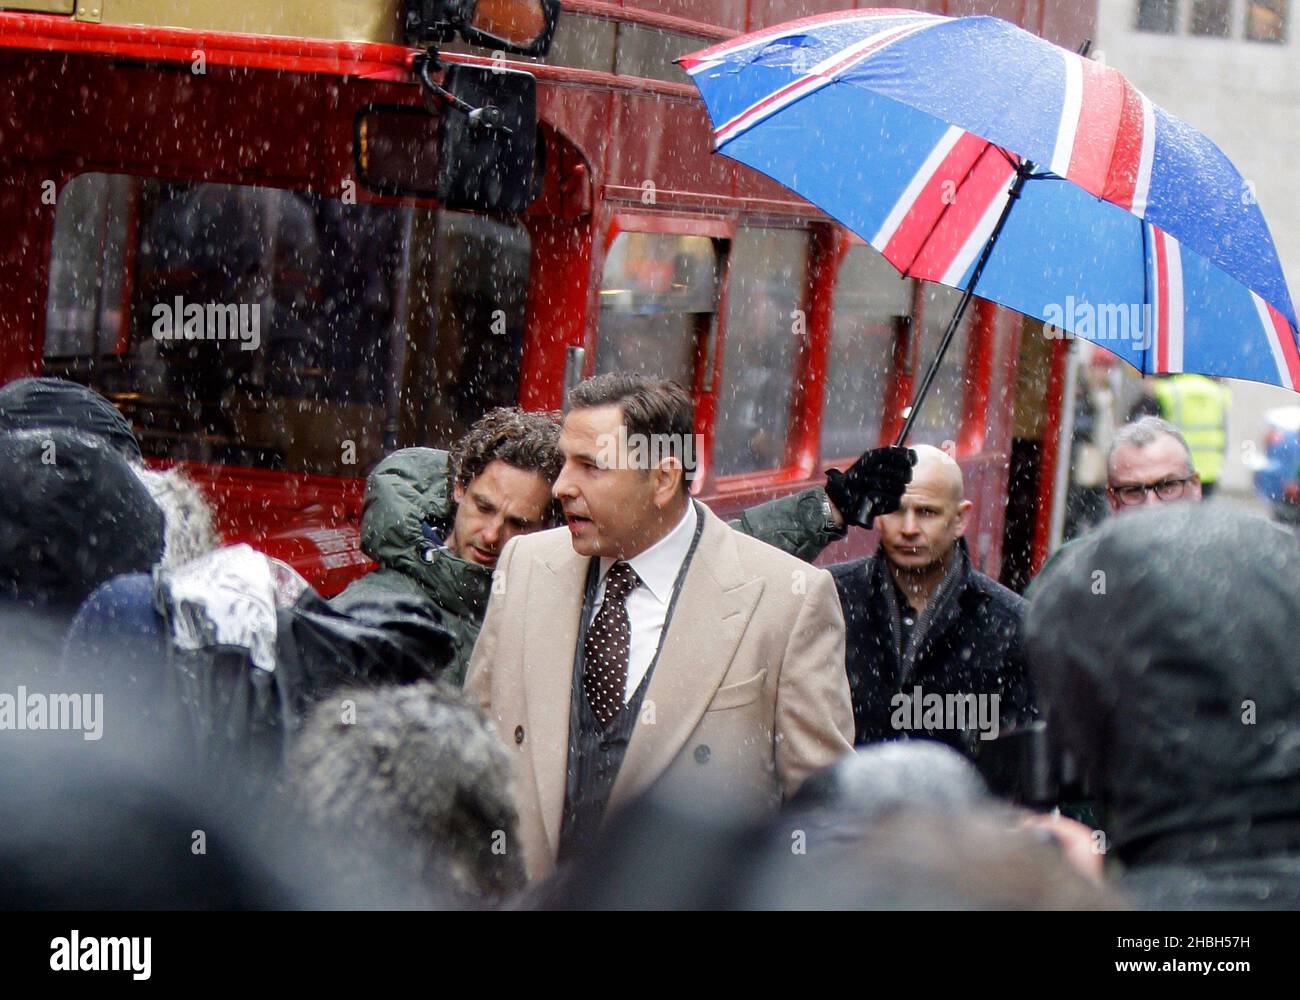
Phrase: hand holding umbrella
[{"left": 825, "top": 444, "right": 918, "bottom": 529}]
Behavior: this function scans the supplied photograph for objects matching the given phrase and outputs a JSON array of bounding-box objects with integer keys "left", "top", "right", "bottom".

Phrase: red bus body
[{"left": 0, "top": 1, "right": 1089, "bottom": 593}]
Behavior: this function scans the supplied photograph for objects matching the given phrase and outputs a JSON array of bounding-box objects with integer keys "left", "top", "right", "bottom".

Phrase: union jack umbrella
[{"left": 681, "top": 8, "right": 1300, "bottom": 443}]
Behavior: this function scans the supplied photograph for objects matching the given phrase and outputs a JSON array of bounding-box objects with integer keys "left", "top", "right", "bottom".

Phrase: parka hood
[
  {"left": 358, "top": 448, "right": 490, "bottom": 621},
  {"left": 1025, "top": 503, "right": 1300, "bottom": 863},
  {"left": 0, "top": 428, "right": 163, "bottom": 611},
  {"left": 0, "top": 377, "right": 142, "bottom": 461}
]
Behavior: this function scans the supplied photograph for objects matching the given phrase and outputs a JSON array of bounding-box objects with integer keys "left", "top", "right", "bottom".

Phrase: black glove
[{"left": 824, "top": 446, "right": 917, "bottom": 530}]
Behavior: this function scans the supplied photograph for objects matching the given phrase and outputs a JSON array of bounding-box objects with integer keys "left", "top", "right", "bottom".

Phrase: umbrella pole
[{"left": 894, "top": 159, "right": 1037, "bottom": 447}]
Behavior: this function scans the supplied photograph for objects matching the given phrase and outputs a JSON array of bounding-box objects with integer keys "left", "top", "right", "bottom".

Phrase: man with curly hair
[
  {"left": 331, "top": 407, "right": 562, "bottom": 685},
  {"left": 445, "top": 407, "right": 566, "bottom": 568}
]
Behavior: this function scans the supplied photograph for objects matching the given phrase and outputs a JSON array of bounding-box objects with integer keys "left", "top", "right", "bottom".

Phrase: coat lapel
[
  {"left": 610, "top": 505, "right": 764, "bottom": 806},
  {"left": 523, "top": 537, "right": 589, "bottom": 858}
]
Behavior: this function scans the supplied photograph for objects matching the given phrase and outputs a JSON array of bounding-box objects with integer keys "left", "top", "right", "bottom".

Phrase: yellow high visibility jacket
[{"left": 1153, "top": 374, "right": 1231, "bottom": 484}]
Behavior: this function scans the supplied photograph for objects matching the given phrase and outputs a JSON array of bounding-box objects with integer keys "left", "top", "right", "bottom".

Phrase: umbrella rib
[{"left": 1140, "top": 220, "right": 1151, "bottom": 377}]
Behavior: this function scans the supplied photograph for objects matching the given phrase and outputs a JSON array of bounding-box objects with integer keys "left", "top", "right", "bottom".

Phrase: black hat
[
  {"left": 0, "top": 377, "right": 142, "bottom": 461},
  {"left": 0, "top": 429, "right": 164, "bottom": 609}
]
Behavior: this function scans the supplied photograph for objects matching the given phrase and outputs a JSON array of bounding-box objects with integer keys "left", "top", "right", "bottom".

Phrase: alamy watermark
[
  {"left": 890, "top": 687, "right": 1001, "bottom": 742},
  {"left": 50, "top": 931, "right": 150, "bottom": 980},
  {"left": 1043, "top": 296, "right": 1153, "bottom": 350},
  {"left": 151, "top": 296, "right": 261, "bottom": 351},
  {"left": 0, "top": 686, "right": 103, "bottom": 741},
  {"left": 595, "top": 427, "right": 703, "bottom": 473}
]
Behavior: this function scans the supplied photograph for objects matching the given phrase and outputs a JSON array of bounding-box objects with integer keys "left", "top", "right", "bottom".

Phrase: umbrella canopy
[{"left": 682, "top": 8, "right": 1300, "bottom": 394}]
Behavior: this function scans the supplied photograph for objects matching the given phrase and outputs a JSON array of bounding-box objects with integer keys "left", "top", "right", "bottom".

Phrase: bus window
[
  {"left": 399, "top": 210, "right": 530, "bottom": 449},
  {"left": 46, "top": 173, "right": 135, "bottom": 359},
  {"left": 596, "top": 231, "right": 720, "bottom": 386},
  {"left": 713, "top": 226, "right": 809, "bottom": 478},
  {"left": 908, "top": 282, "right": 975, "bottom": 448},
  {"left": 44, "top": 174, "right": 527, "bottom": 475},
  {"left": 820, "top": 243, "right": 909, "bottom": 463}
]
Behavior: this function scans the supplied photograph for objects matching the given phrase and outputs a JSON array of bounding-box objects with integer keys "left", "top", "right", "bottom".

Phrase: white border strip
[
  {"left": 1130, "top": 95, "right": 1157, "bottom": 217},
  {"left": 1252, "top": 291, "right": 1297, "bottom": 391},
  {"left": 940, "top": 175, "right": 1015, "bottom": 288},
  {"left": 714, "top": 20, "right": 944, "bottom": 146},
  {"left": 685, "top": 10, "right": 946, "bottom": 76},
  {"left": 1049, "top": 52, "right": 1084, "bottom": 177},
  {"left": 1164, "top": 235, "right": 1185, "bottom": 372}
]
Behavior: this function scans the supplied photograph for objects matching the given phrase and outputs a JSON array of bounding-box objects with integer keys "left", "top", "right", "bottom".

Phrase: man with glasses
[
  {"left": 1105, "top": 416, "right": 1203, "bottom": 513},
  {"left": 1027, "top": 417, "right": 1202, "bottom": 598}
]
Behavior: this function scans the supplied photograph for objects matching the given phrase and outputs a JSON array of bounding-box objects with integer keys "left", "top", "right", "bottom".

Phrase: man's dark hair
[
  {"left": 567, "top": 372, "right": 697, "bottom": 488},
  {"left": 449, "top": 406, "right": 563, "bottom": 494}
]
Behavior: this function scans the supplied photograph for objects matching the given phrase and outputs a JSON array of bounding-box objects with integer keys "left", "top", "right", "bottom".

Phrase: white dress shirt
[{"left": 592, "top": 500, "right": 697, "bottom": 702}]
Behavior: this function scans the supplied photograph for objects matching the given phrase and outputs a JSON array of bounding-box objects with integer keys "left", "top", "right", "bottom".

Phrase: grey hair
[
  {"left": 129, "top": 465, "right": 221, "bottom": 569},
  {"left": 1106, "top": 416, "right": 1194, "bottom": 481},
  {"left": 791, "top": 741, "right": 988, "bottom": 824},
  {"left": 287, "top": 681, "right": 525, "bottom": 900}
]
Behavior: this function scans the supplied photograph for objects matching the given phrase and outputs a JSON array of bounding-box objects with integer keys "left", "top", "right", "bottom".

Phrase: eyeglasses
[{"left": 1108, "top": 476, "right": 1195, "bottom": 506}]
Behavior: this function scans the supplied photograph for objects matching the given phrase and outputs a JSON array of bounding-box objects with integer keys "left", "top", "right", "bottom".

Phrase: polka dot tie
[{"left": 583, "top": 561, "right": 641, "bottom": 729}]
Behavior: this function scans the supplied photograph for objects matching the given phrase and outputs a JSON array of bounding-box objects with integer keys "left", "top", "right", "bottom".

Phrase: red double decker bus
[{"left": 0, "top": 0, "right": 1092, "bottom": 593}]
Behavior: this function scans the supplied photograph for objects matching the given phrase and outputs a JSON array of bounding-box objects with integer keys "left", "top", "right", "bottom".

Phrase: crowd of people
[{"left": 0, "top": 371, "right": 1296, "bottom": 910}]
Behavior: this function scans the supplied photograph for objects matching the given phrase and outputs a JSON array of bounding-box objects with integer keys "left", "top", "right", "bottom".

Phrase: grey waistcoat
[{"left": 557, "top": 505, "right": 705, "bottom": 864}]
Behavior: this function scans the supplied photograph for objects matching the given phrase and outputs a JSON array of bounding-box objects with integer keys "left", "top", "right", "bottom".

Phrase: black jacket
[
  {"left": 830, "top": 541, "right": 1036, "bottom": 756},
  {"left": 1025, "top": 503, "right": 1300, "bottom": 910}
]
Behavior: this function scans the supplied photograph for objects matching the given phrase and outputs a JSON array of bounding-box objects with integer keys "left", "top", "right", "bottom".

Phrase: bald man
[{"left": 829, "top": 446, "right": 1036, "bottom": 757}]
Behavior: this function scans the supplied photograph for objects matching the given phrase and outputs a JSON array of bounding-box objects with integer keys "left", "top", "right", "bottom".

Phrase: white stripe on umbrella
[
  {"left": 1164, "top": 235, "right": 1185, "bottom": 372},
  {"left": 1131, "top": 94, "right": 1157, "bottom": 217},
  {"left": 871, "top": 125, "right": 966, "bottom": 248},
  {"left": 1050, "top": 51, "right": 1084, "bottom": 178},
  {"left": 1150, "top": 226, "right": 1185, "bottom": 373}
]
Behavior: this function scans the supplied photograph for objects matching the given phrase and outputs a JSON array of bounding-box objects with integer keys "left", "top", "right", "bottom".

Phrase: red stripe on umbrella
[
  {"left": 1068, "top": 59, "right": 1127, "bottom": 198},
  {"left": 904, "top": 145, "right": 1019, "bottom": 283}
]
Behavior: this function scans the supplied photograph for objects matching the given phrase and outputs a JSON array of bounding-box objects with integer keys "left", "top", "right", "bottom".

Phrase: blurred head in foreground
[
  {"left": 1026, "top": 502, "right": 1300, "bottom": 908},
  {"left": 287, "top": 681, "right": 525, "bottom": 903}
]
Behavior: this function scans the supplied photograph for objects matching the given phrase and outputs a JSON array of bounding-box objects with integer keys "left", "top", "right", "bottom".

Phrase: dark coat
[
  {"left": 1025, "top": 503, "right": 1300, "bottom": 910},
  {"left": 830, "top": 541, "right": 1036, "bottom": 756},
  {"left": 59, "top": 553, "right": 454, "bottom": 803}
]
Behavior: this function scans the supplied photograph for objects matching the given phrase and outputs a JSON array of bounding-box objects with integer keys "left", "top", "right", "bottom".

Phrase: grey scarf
[{"left": 882, "top": 548, "right": 966, "bottom": 686}]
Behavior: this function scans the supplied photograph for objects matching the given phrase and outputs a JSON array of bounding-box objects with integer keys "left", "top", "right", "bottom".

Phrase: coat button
[
  {"left": 514, "top": 725, "right": 525, "bottom": 745},
  {"left": 694, "top": 744, "right": 711, "bottom": 764}
]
